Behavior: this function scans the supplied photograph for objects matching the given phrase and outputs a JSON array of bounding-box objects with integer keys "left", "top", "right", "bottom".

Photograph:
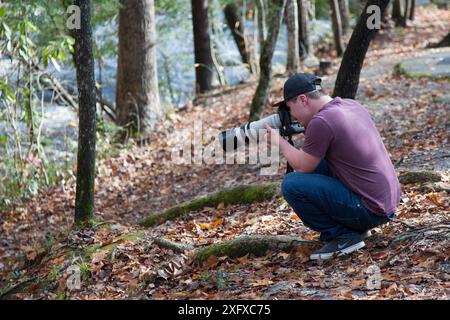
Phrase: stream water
[{"left": 0, "top": 10, "right": 331, "bottom": 169}]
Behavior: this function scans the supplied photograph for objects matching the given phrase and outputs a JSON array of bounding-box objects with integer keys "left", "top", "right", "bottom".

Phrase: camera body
[{"left": 219, "top": 103, "right": 305, "bottom": 152}]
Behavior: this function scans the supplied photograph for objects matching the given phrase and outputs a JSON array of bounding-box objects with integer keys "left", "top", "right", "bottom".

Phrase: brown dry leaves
[{"left": 1, "top": 6, "right": 449, "bottom": 300}]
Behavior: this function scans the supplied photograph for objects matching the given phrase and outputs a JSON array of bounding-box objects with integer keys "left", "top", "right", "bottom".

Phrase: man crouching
[{"left": 266, "top": 73, "right": 401, "bottom": 260}]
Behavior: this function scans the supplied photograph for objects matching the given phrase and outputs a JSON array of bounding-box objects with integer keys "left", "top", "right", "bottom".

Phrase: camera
[{"left": 219, "top": 103, "right": 305, "bottom": 152}]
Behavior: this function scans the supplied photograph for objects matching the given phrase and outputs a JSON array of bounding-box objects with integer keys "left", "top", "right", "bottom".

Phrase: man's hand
[
  {"left": 264, "top": 122, "right": 280, "bottom": 146},
  {"left": 265, "top": 122, "right": 321, "bottom": 173}
]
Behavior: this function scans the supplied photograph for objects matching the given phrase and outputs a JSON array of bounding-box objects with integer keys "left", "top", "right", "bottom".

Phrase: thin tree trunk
[
  {"left": 308, "top": 0, "right": 315, "bottom": 22},
  {"left": 333, "top": 0, "right": 390, "bottom": 99},
  {"left": 338, "top": 0, "right": 350, "bottom": 34},
  {"left": 73, "top": 0, "right": 96, "bottom": 226},
  {"left": 330, "top": 0, "right": 345, "bottom": 57},
  {"left": 249, "top": 0, "right": 287, "bottom": 121},
  {"left": 224, "top": 3, "right": 252, "bottom": 71},
  {"left": 409, "top": 0, "right": 415, "bottom": 20},
  {"left": 402, "top": 0, "right": 410, "bottom": 27},
  {"left": 256, "top": 0, "right": 267, "bottom": 42},
  {"left": 392, "top": 0, "right": 403, "bottom": 27},
  {"left": 297, "top": 0, "right": 312, "bottom": 59},
  {"left": 285, "top": 0, "right": 300, "bottom": 75},
  {"left": 191, "top": 0, "right": 214, "bottom": 93},
  {"left": 116, "top": 0, "right": 161, "bottom": 138},
  {"left": 253, "top": 4, "right": 260, "bottom": 74}
]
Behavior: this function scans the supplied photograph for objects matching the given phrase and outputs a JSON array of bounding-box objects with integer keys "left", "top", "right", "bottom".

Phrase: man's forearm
[
  {"left": 265, "top": 123, "right": 320, "bottom": 173},
  {"left": 278, "top": 137, "right": 306, "bottom": 172}
]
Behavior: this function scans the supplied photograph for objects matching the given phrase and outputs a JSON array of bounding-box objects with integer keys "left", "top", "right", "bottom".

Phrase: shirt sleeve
[{"left": 302, "top": 118, "right": 334, "bottom": 158}]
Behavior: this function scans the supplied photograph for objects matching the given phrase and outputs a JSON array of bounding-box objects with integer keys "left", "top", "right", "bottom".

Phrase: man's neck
[{"left": 315, "top": 95, "right": 333, "bottom": 112}]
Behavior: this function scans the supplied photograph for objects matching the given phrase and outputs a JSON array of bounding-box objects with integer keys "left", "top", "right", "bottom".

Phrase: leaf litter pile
[{"left": 0, "top": 6, "right": 449, "bottom": 299}]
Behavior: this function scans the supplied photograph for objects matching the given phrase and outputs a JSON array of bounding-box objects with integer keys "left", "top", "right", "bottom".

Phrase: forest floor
[{"left": 0, "top": 6, "right": 449, "bottom": 300}]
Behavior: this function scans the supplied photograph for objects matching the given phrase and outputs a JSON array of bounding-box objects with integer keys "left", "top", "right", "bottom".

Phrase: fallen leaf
[{"left": 250, "top": 279, "right": 274, "bottom": 287}]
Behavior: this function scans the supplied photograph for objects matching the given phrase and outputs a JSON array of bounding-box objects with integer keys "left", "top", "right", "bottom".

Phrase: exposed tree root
[
  {"left": 398, "top": 170, "right": 442, "bottom": 184},
  {"left": 0, "top": 276, "right": 39, "bottom": 299},
  {"left": 192, "top": 235, "right": 317, "bottom": 265},
  {"left": 382, "top": 222, "right": 450, "bottom": 268},
  {"left": 153, "top": 237, "right": 194, "bottom": 253},
  {"left": 140, "top": 183, "right": 281, "bottom": 227}
]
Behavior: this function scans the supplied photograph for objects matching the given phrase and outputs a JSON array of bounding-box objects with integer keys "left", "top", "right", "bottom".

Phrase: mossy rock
[
  {"left": 140, "top": 183, "right": 281, "bottom": 227},
  {"left": 395, "top": 51, "right": 450, "bottom": 80}
]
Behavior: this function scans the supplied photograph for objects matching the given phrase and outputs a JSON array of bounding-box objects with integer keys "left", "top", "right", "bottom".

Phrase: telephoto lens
[{"left": 219, "top": 114, "right": 283, "bottom": 152}]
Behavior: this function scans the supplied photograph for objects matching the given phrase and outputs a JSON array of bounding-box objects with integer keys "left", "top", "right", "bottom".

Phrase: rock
[
  {"left": 434, "top": 93, "right": 450, "bottom": 104},
  {"left": 395, "top": 50, "right": 450, "bottom": 80},
  {"left": 262, "top": 281, "right": 291, "bottom": 299}
]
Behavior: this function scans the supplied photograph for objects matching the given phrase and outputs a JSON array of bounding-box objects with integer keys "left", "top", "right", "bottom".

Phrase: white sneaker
[{"left": 361, "top": 230, "right": 372, "bottom": 239}]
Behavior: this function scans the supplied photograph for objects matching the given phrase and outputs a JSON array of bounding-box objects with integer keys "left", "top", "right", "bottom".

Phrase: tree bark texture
[
  {"left": 74, "top": 0, "right": 97, "bottom": 226},
  {"left": 191, "top": 0, "right": 214, "bottom": 93},
  {"left": 330, "top": 0, "right": 345, "bottom": 57},
  {"left": 285, "top": 0, "right": 300, "bottom": 75},
  {"left": 332, "top": 0, "right": 390, "bottom": 99},
  {"left": 249, "top": 0, "right": 287, "bottom": 121},
  {"left": 116, "top": 0, "right": 162, "bottom": 137}
]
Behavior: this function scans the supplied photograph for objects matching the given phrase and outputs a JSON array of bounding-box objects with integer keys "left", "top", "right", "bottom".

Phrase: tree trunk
[
  {"left": 402, "top": 0, "right": 410, "bottom": 27},
  {"left": 285, "top": 0, "right": 300, "bottom": 75},
  {"left": 249, "top": 0, "right": 287, "bottom": 121},
  {"left": 224, "top": 3, "right": 252, "bottom": 72},
  {"left": 338, "top": 0, "right": 351, "bottom": 34},
  {"left": 256, "top": 0, "right": 267, "bottom": 42},
  {"left": 297, "top": 0, "right": 312, "bottom": 58},
  {"left": 116, "top": 0, "right": 161, "bottom": 138},
  {"left": 392, "top": 0, "right": 403, "bottom": 27},
  {"left": 409, "top": 0, "right": 415, "bottom": 20},
  {"left": 73, "top": 0, "right": 97, "bottom": 227},
  {"left": 330, "top": 0, "right": 345, "bottom": 57},
  {"left": 191, "top": 0, "right": 214, "bottom": 93},
  {"left": 332, "top": 0, "right": 390, "bottom": 99}
]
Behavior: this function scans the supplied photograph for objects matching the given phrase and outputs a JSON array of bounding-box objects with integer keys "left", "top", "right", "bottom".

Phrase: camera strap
[{"left": 286, "top": 135, "right": 294, "bottom": 174}]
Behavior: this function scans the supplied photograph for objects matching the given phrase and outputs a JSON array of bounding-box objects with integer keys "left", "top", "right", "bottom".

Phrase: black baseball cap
[{"left": 273, "top": 73, "right": 322, "bottom": 107}]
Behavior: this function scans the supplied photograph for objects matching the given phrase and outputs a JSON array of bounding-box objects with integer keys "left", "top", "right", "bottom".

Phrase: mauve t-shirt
[{"left": 302, "top": 97, "right": 401, "bottom": 216}]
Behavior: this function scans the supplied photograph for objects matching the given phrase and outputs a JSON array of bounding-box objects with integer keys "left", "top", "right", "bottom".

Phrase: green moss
[
  {"left": 84, "top": 231, "right": 145, "bottom": 258},
  {"left": 140, "top": 183, "right": 280, "bottom": 227},
  {"left": 398, "top": 171, "right": 442, "bottom": 184},
  {"left": 55, "top": 290, "right": 67, "bottom": 300},
  {"left": 193, "top": 235, "right": 317, "bottom": 265},
  {"left": 194, "top": 238, "right": 269, "bottom": 264},
  {"left": 395, "top": 62, "right": 450, "bottom": 81},
  {"left": 47, "top": 265, "right": 62, "bottom": 281},
  {"left": 78, "top": 261, "right": 92, "bottom": 279},
  {"left": 84, "top": 244, "right": 102, "bottom": 257},
  {"left": 199, "top": 273, "right": 211, "bottom": 282},
  {"left": 120, "top": 231, "right": 145, "bottom": 241}
]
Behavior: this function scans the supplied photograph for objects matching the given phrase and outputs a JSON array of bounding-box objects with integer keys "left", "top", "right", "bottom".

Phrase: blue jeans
[{"left": 281, "top": 160, "right": 394, "bottom": 242}]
